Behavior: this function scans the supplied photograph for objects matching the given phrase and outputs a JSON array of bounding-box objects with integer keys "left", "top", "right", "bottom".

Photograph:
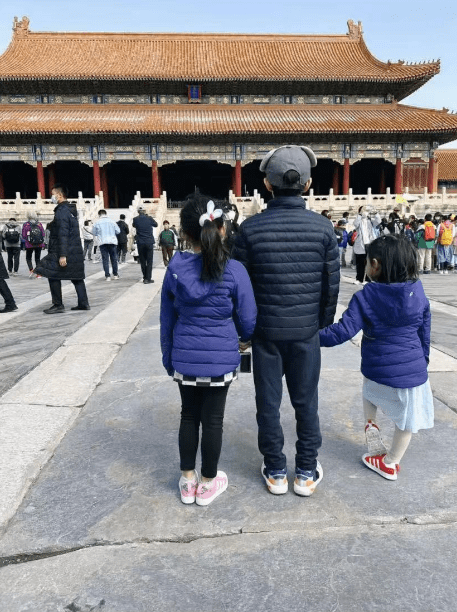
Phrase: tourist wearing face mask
[
  {"left": 35, "top": 184, "right": 90, "bottom": 313},
  {"left": 352, "top": 206, "right": 382, "bottom": 284}
]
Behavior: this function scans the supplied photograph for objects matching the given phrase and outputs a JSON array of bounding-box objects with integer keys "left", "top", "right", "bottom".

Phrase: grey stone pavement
[{"left": 0, "top": 249, "right": 457, "bottom": 611}]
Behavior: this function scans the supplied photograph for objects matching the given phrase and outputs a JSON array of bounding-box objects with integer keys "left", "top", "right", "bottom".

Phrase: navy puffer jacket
[
  {"left": 232, "top": 196, "right": 340, "bottom": 341},
  {"left": 160, "top": 251, "right": 257, "bottom": 377},
  {"left": 320, "top": 280, "right": 430, "bottom": 388}
]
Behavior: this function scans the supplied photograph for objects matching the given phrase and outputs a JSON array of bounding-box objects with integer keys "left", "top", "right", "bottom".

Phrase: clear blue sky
[{"left": 1, "top": 0, "right": 456, "bottom": 146}]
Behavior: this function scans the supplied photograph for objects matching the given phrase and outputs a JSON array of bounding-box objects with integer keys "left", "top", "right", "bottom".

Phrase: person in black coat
[
  {"left": 35, "top": 184, "right": 90, "bottom": 314},
  {"left": 0, "top": 251, "right": 17, "bottom": 312},
  {"left": 116, "top": 214, "right": 129, "bottom": 263},
  {"left": 233, "top": 145, "right": 340, "bottom": 497}
]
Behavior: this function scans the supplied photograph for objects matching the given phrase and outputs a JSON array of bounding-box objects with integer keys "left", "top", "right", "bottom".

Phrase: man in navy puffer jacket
[{"left": 233, "top": 145, "right": 340, "bottom": 497}]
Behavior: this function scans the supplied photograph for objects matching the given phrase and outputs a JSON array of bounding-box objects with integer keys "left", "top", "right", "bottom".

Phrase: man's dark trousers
[
  {"left": 6, "top": 247, "right": 20, "bottom": 273},
  {"left": 49, "top": 279, "right": 89, "bottom": 308},
  {"left": 252, "top": 333, "right": 322, "bottom": 472},
  {"left": 0, "top": 279, "right": 15, "bottom": 308},
  {"left": 137, "top": 243, "right": 154, "bottom": 281},
  {"left": 99, "top": 243, "right": 118, "bottom": 277}
]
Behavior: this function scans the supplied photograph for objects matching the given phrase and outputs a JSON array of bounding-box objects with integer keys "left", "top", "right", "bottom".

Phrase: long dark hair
[
  {"left": 180, "top": 193, "right": 229, "bottom": 282},
  {"left": 366, "top": 234, "right": 418, "bottom": 284}
]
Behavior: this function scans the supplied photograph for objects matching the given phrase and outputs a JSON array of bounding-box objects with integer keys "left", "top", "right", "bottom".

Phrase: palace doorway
[
  {"left": 160, "top": 161, "right": 232, "bottom": 202},
  {"left": 50, "top": 161, "right": 93, "bottom": 199},
  {"left": 105, "top": 161, "right": 152, "bottom": 208},
  {"left": 350, "top": 159, "right": 395, "bottom": 195},
  {"left": 0, "top": 161, "right": 37, "bottom": 199}
]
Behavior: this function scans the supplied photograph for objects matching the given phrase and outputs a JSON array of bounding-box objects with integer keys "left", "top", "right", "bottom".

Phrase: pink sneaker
[
  {"left": 178, "top": 471, "right": 198, "bottom": 504},
  {"left": 196, "top": 471, "right": 228, "bottom": 506}
]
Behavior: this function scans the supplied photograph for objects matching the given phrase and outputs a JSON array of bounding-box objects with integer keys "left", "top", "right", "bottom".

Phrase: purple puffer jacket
[
  {"left": 319, "top": 280, "right": 430, "bottom": 388},
  {"left": 160, "top": 251, "right": 257, "bottom": 377}
]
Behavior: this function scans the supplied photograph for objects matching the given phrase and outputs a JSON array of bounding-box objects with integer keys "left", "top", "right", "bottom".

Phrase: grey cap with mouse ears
[{"left": 259, "top": 145, "right": 317, "bottom": 190}]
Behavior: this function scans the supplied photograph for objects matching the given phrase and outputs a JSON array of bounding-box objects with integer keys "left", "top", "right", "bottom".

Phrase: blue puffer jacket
[
  {"left": 319, "top": 280, "right": 431, "bottom": 388},
  {"left": 160, "top": 251, "right": 257, "bottom": 377},
  {"left": 233, "top": 196, "right": 340, "bottom": 341}
]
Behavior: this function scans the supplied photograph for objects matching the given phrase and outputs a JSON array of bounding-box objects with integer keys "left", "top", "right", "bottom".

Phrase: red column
[
  {"left": 100, "top": 165, "right": 109, "bottom": 208},
  {"left": 36, "top": 160, "right": 46, "bottom": 197},
  {"left": 394, "top": 158, "right": 402, "bottom": 194},
  {"left": 427, "top": 157, "right": 437, "bottom": 193},
  {"left": 93, "top": 160, "right": 101, "bottom": 196},
  {"left": 342, "top": 158, "right": 350, "bottom": 195},
  {"left": 47, "top": 163, "right": 56, "bottom": 197},
  {"left": 332, "top": 162, "right": 340, "bottom": 195},
  {"left": 235, "top": 160, "right": 242, "bottom": 197},
  {"left": 151, "top": 160, "right": 161, "bottom": 198},
  {"left": 0, "top": 166, "right": 4, "bottom": 199}
]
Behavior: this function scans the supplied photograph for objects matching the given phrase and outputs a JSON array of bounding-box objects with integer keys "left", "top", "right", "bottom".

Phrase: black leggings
[
  {"left": 178, "top": 384, "right": 229, "bottom": 479},
  {"left": 25, "top": 247, "right": 42, "bottom": 271},
  {"left": 355, "top": 253, "right": 368, "bottom": 282}
]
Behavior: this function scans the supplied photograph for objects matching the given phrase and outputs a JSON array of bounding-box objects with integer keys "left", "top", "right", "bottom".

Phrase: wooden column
[
  {"left": 151, "top": 160, "right": 160, "bottom": 198},
  {"left": 332, "top": 162, "right": 340, "bottom": 196},
  {"left": 93, "top": 160, "right": 101, "bottom": 196},
  {"left": 394, "top": 158, "right": 403, "bottom": 195},
  {"left": 47, "top": 163, "right": 56, "bottom": 196},
  {"left": 427, "top": 157, "right": 437, "bottom": 193},
  {"left": 0, "top": 165, "right": 4, "bottom": 199},
  {"left": 100, "top": 165, "right": 109, "bottom": 208},
  {"left": 235, "top": 159, "right": 242, "bottom": 197},
  {"left": 36, "top": 160, "right": 46, "bottom": 198},
  {"left": 342, "top": 158, "right": 350, "bottom": 195}
]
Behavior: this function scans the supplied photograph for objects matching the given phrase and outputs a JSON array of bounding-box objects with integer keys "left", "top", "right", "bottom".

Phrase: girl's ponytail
[
  {"left": 180, "top": 193, "right": 229, "bottom": 282},
  {"left": 200, "top": 219, "right": 229, "bottom": 282}
]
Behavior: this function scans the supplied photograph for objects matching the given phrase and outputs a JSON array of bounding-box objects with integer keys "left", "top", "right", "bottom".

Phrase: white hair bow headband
[{"left": 199, "top": 200, "right": 223, "bottom": 227}]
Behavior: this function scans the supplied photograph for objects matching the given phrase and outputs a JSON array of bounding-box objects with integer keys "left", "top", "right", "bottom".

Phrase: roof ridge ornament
[
  {"left": 347, "top": 20, "right": 363, "bottom": 40},
  {"left": 13, "top": 16, "right": 30, "bottom": 37}
]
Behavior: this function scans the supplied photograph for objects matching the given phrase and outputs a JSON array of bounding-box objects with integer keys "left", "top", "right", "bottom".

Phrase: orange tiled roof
[
  {"left": 436, "top": 149, "right": 457, "bottom": 180},
  {"left": 0, "top": 18, "right": 440, "bottom": 86},
  {"left": 0, "top": 103, "right": 456, "bottom": 137}
]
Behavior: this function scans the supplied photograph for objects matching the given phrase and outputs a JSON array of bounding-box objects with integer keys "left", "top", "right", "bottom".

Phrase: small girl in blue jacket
[
  {"left": 320, "top": 235, "right": 433, "bottom": 481},
  {"left": 161, "top": 194, "right": 257, "bottom": 505}
]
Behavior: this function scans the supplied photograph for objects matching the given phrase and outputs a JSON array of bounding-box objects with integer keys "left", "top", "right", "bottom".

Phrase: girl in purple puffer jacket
[
  {"left": 161, "top": 194, "right": 257, "bottom": 506},
  {"left": 320, "top": 235, "right": 433, "bottom": 481}
]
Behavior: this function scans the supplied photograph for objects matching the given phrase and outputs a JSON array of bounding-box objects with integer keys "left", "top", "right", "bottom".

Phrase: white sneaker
[
  {"left": 365, "top": 421, "right": 387, "bottom": 455},
  {"left": 113, "top": 275, "right": 119, "bottom": 280},
  {"left": 444, "top": 270, "right": 449, "bottom": 275},
  {"left": 105, "top": 277, "right": 111, "bottom": 282},
  {"left": 261, "top": 462, "right": 288, "bottom": 495},
  {"left": 439, "top": 270, "right": 444, "bottom": 275},
  {"left": 294, "top": 461, "right": 323, "bottom": 497},
  {"left": 354, "top": 280, "right": 361, "bottom": 285},
  {"left": 29, "top": 271, "right": 35, "bottom": 278}
]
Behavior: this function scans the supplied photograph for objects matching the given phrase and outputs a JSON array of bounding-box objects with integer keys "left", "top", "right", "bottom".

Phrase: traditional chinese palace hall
[{"left": 0, "top": 17, "right": 457, "bottom": 207}]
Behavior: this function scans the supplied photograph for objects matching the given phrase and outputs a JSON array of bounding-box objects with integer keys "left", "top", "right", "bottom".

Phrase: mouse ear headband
[{"left": 199, "top": 200, "right": 223, "bottom": 227}]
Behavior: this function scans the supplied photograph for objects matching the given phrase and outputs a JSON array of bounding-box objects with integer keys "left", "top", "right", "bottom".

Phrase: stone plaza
[{"left": 0, "top": 254, "right": 456, "bottom": 611}]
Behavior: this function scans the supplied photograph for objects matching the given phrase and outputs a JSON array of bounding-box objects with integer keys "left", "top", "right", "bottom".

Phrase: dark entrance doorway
[
  {"left": 351, "top": 159, "right": 395, "bottom": 195},
  {"left": 106, "top": 161, "right": 152, "bottom": 208},
  {"left": 311, "top": 159, "right": 334, "bottom": 195},
  {"left": 52, "top": 161, "right": 93, "bottom": 198},
  {"left": 0, "top": 161, "right": 37, "bottom": 199},
  {"left": 243, "top": 161, "right": 271, "bottom": 201},
  {"left": 161, "top": 161, "right": 232, "bottom": 201}
]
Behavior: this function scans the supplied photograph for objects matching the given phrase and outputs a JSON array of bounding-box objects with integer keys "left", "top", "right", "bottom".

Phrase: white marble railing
[{"left": 229, "top": 189, "right": 265, "bottom": 220}]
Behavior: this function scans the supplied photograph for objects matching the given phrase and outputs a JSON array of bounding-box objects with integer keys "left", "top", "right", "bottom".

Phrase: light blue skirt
[{"left": 363, "top": 377, "right": 434, "bottom": 433}]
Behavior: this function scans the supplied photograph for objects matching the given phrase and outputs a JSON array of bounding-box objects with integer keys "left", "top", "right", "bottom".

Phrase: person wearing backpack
[
  {"left": 415, "top": 214, "right": 436, "bottom": 274},
  {"left": 22, "top": 211, "right": 45, "bottom": 278},
  {"left": 2, "top": 218, "right": 22, "bottom": 276},
  {"left": 437, "top": 215, "right": 455, "bottom": 274}
]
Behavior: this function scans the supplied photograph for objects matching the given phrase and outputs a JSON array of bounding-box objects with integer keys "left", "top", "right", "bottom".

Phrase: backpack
[
  {"left": 334, "top": 227, "right": 343, "bottom": 245},
  {"left": 439, "top": 223, "right": 453, "bottom": 246},
  {"left": 424, "top": 223, "right": 435, "bottom": 242},
  {"left": 4, "top": 226, "right": 20, "bottom": 242},
  {"left": 27, "top": 222, "right": 43, "bottom": 246},
  {"left": 348, "top": 230, "right": 357, "bottom": 247}
]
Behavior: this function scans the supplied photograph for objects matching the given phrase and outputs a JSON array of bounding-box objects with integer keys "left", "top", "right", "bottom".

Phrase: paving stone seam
[{"left": 2, "top": 518, "right": 457, "bottom": 569}]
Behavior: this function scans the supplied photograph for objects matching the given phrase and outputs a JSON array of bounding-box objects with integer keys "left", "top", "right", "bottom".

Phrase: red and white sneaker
[
  {"left": 362, "top": 453, "right": 400, "bottom": 481},
  {"left": 178, "top": 471, "right": 198, "bottom": 504},
  {"left": 196, "top": 471, "right": 228, "bottom": 506},
  {"left": 365, "top": 421, "right": 387, "bottom": 455}
]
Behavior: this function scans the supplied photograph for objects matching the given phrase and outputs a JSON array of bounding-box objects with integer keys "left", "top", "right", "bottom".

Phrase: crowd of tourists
[
  {"left": 323, "top": 207, "right": 457, "bottom": 283},
  {"left": 160, "top": 145, "right": 434, "bottom": 506}
]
